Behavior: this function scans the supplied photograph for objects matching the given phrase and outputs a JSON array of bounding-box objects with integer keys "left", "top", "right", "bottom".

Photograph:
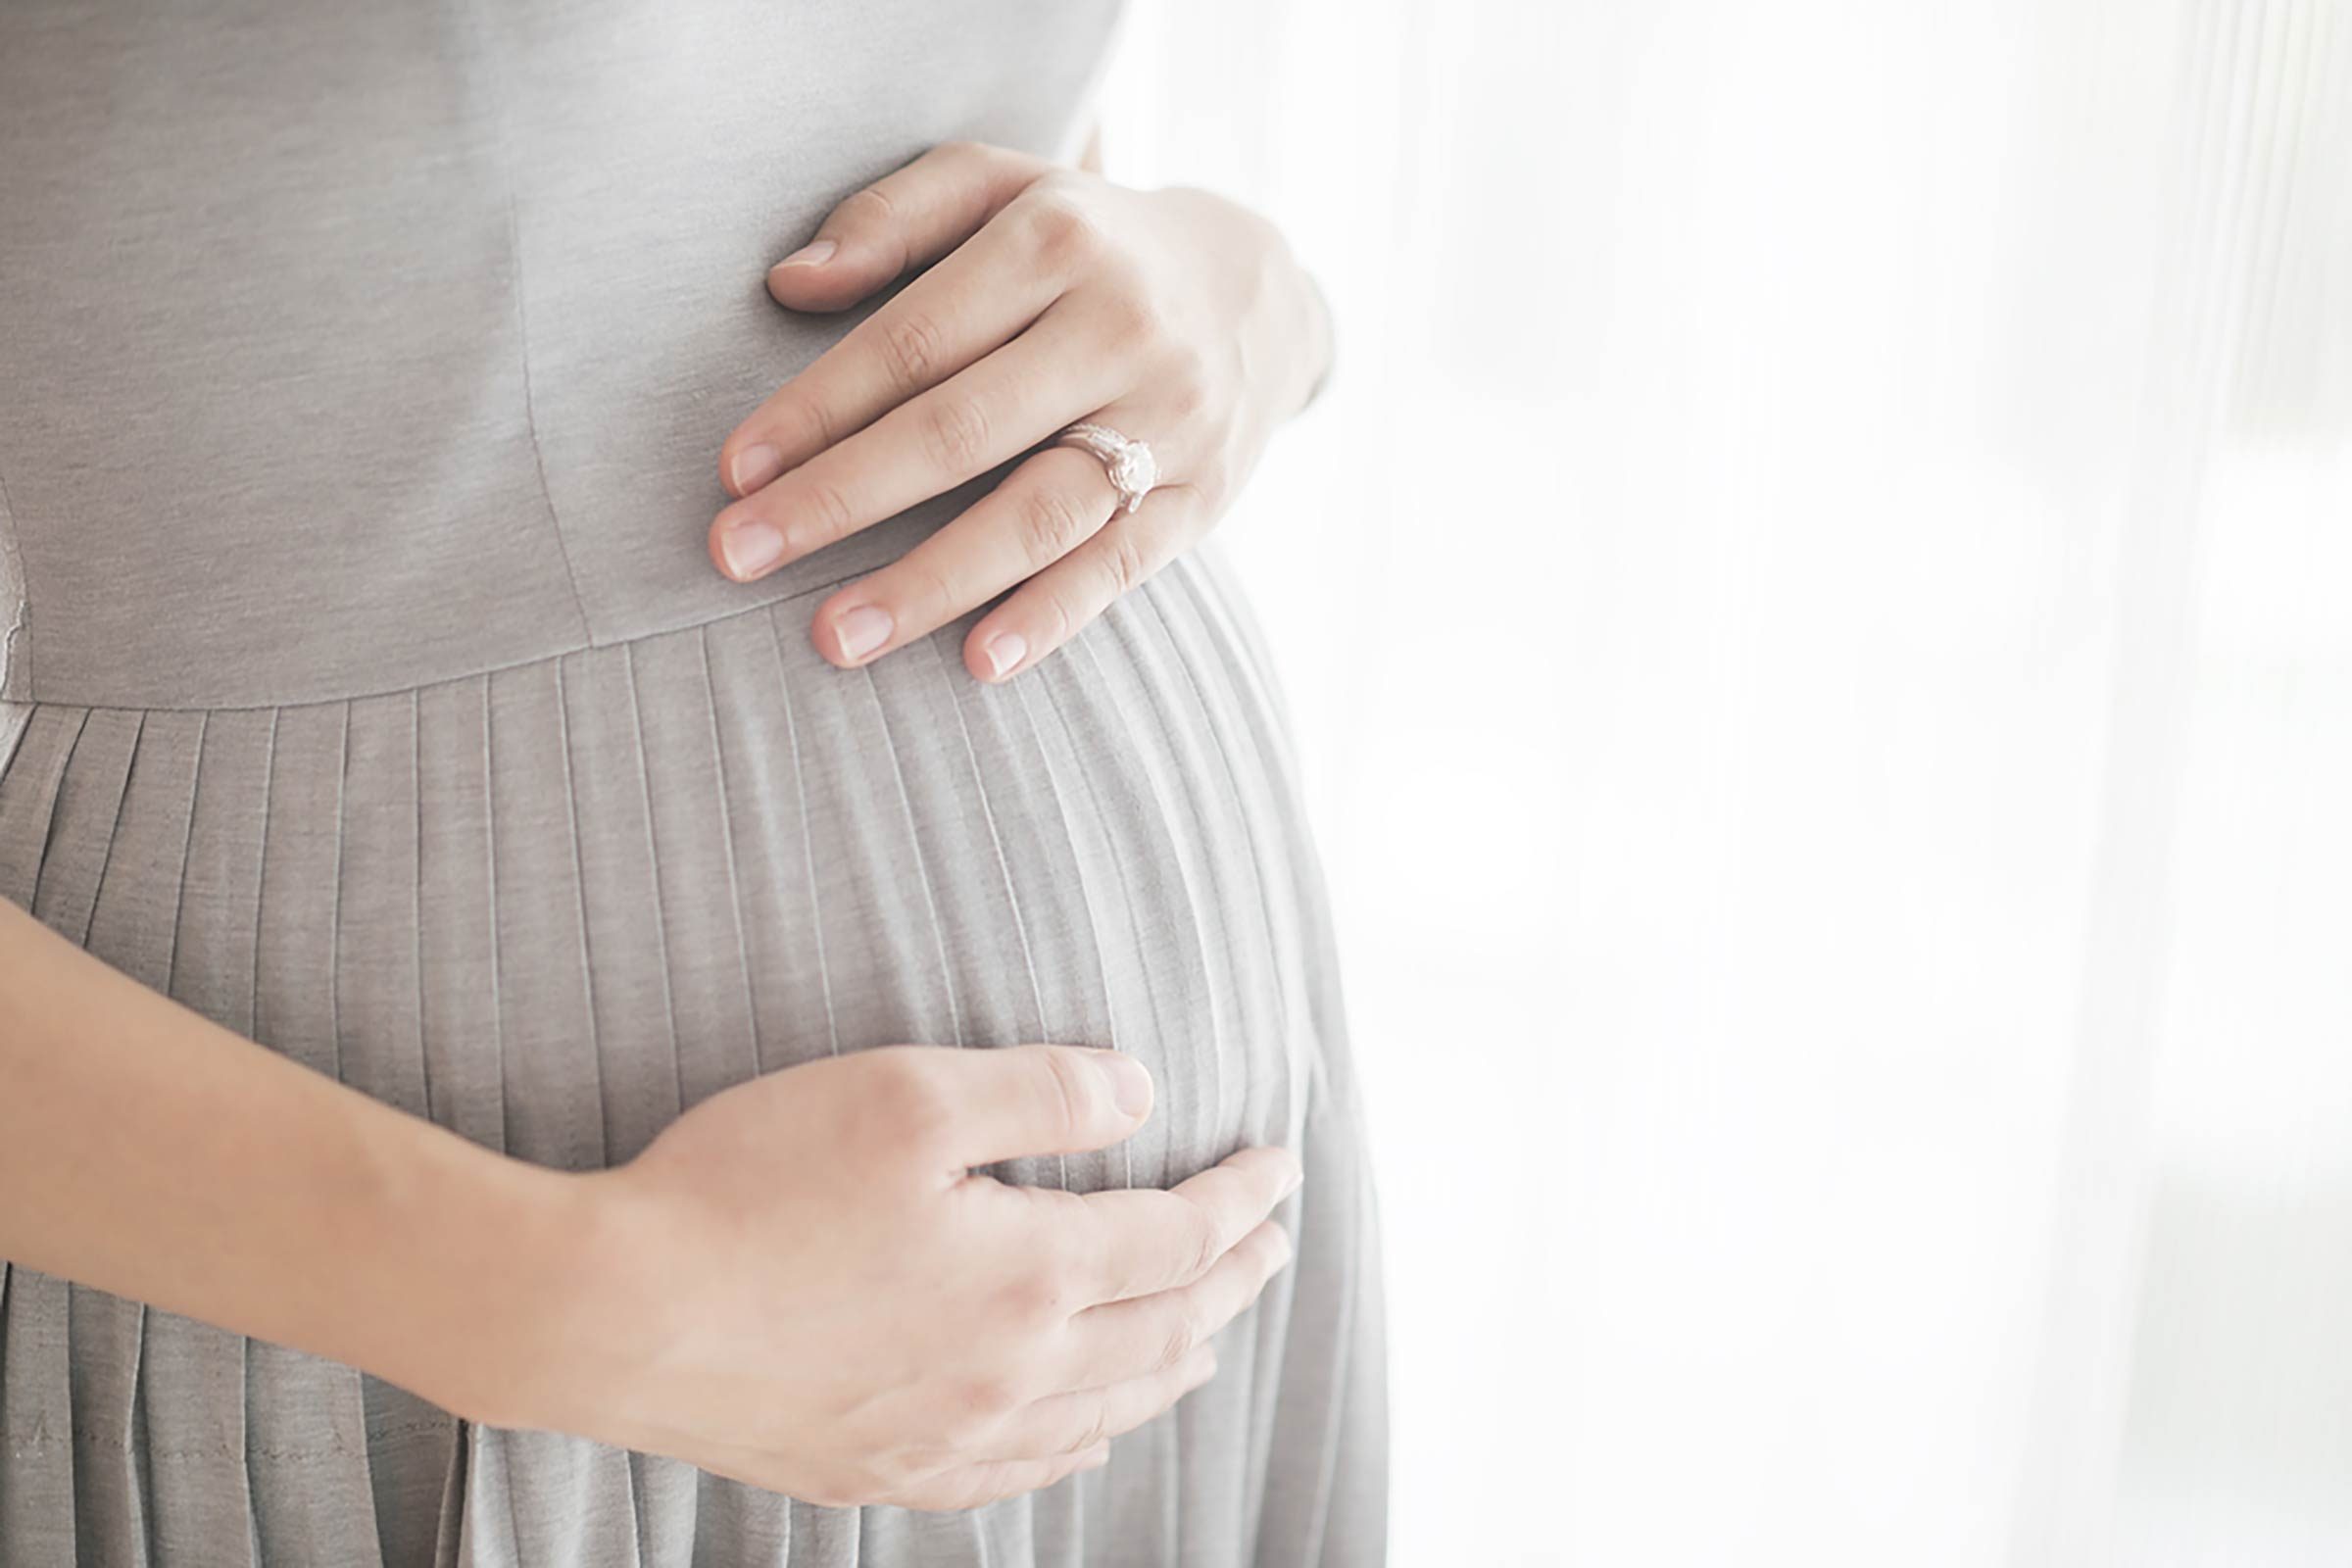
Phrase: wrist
[
  {"left": 1163, "top": 183, "right": 1332, "bottom": 426},
  {"left": 369, "top": 1139, "right": 611, "bottom": 1432},
  {"left": 1254, "top": 228, "right": 1334, "bottom": 424},
  {"left": 447, "top": 1159, "right": 679, "bottom": 1439}
]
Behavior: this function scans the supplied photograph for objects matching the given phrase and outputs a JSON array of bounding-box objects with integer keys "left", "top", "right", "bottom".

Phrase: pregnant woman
[{"left": 0, "top": 1, "right": 1385, "bottom": 1565}]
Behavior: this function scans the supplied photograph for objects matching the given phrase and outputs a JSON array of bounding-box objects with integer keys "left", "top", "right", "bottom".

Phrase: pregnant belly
[{"left": 0, "top": 546, "right": 1322, "bottom": 1195}]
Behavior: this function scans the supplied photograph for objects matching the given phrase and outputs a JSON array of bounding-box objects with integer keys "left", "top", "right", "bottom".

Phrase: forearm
[{"left": 0, "top": 896, "right": 582, "bottom": 1426}]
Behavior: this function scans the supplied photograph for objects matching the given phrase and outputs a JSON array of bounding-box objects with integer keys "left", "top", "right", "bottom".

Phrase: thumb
[
  {"left": 912, "top": 1043, "right": 1154, "bottom": 1170},
  {"left": 767, "top": 140, "right": 1050, "bottom": 313}
]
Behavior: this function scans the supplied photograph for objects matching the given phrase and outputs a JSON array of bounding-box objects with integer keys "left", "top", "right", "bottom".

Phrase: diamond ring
[{"left": 1052, "top": 421, "right": 1159, "bottom": 514}]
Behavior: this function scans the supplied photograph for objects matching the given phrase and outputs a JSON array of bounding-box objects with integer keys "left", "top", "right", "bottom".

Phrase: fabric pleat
[
  {"left": 249, "top": 701, "right": 392, "bottom": 1566},
  {"left": 41, "top": 709, "right": 145, "bottom": 1568},
  {"left": 152, "top": 707, "right": 273, "bottom": 1568},
  {"left": 556, "top": 647, "right": 684, "bottom": 1165},
  {"left": 0, "top": 552, "right": 1384, "bottom": 1566}
]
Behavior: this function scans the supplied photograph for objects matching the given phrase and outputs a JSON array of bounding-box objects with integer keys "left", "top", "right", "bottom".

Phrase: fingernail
[
  {"left": 980, "top": 630, "right": 1027, "bottom": 680},
  {"left": 1280, "top": 1159, "right": 1304, "bottom": 1199},
  {"left": 1093, "top": 1051, "right": 1152, "bottom": 1119},
  {"left": 774, "top": 238, "right": 836, "bottom": 270},
  {"left": 729, "top": 443, "right": 784, "bottom": 495},
  {"left": 831, "top": 603, "right": 893, "bottom": 662},
  {"left": 720, "top": 520, "right": 788, "bottom": 579},
  {"left": 1270, "top": 1227, "right": 1296, "bottom": 1267}
]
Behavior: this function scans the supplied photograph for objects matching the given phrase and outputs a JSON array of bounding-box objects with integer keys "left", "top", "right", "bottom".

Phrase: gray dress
[{"left": 0, "top": 2, "right": 1387, "bottom": 1563}]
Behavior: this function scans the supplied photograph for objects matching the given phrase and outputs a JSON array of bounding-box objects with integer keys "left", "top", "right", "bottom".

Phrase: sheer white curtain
[{"left": 1100, "top": 2, "right": 2352, "bottom": 1563}]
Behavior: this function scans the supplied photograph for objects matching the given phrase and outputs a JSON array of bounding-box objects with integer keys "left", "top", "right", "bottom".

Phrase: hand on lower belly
[{"left": 488, "top": 1042, "right": 1301, "bottom": 1510}]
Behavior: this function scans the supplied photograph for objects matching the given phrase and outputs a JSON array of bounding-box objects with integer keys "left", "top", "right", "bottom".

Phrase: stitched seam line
[
  {"left": 28, "top": 560, "right": 874, "bottom": 717},
  {"left": 0, "top": 463, "right": 29, "bottom": 703},
  {"left": 505, "top": 192, "right": 595, "bottom": 646}
]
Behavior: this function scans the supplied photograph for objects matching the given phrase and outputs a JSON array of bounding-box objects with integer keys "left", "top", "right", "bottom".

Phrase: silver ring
[{"left": 1052, "top": 420, "right": 1158, "bottom": 514}]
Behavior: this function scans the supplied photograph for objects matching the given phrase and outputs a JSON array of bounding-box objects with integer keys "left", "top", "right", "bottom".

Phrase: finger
[
  {"left": 892, "top": 1444, "right": 1110, "bottom": 1513},
  {"left": 720, "top": 213, "right": 1064, "bottom": 498},
  {"left": 710, "top": 304, "right": 1125, "bottom": 585},
  {"left": 985, "top": 1345, "right": 1217, "bottom": 1461},
  {"left": 1073, "top": 1146, "right": 1303, "bottom": 1304},
  {"left": 763, "top": 140, "right": 1051, "bottom": 315},
  {"left": 1058, "top": 1220, "right": 1294, "bottom": 1388},
  {"left": 965, "top": 483, "right": 1200, "bottom": 681},
  {"left": 905, "top": 1044, "right": 1156, "bottom": 1171},
  {"left": 805, "top": 448, "right": 1118, "bottom": 669}
]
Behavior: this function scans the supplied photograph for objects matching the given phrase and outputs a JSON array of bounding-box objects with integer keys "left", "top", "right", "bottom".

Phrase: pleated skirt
[{"left": 0, "top": 546, "right": 1387, "bottom": 1567}]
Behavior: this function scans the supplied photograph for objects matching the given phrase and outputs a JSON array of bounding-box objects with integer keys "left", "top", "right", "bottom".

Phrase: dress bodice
[{"left": 0, "top": 0, "right": 1124, "bottom": 711}]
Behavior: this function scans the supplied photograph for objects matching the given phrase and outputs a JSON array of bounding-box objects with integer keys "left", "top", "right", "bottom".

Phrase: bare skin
[
  {"left": 0, "top": 898, "right": 1299, "bottom": 1509},
  {"left": 707, "top": 136, "right": 1335, "bottom": 683},
  {"left": 2, "top": 127, "right": 1337, "bottom": 1515}
]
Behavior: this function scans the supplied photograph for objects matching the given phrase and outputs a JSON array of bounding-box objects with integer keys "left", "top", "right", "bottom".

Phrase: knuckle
[
  {"left": 1248, "top": 1222, "right": 1293, "bottom": 1277},
  {"left": 1155, "top": 1310, "right": 1200, "bottom": 1373},
  {"left": 891, "top": 554, "right": 960, "bottom": 620},
  {"left": 1070, "top": 1403, "right": 1113, "bottom": 1456},
  {"left": 839, "top": 183, "right": 898, "bottom": 229},
  {"left": 1179, "top": 1290, "right": 1217, "bottom": 1351},
  {"left": 955, "top": 1372, "right": 1024, "bottom": 1423},
  {"left": 1181, "top": 1204, "right": 1224, "bottom": 1282},
  {"left": 1024, "top": 191, "right": 1108, "bottom": 269},
  {"left": 919, "top": 393, "right": 991, "bottom": 470},
  {"left": 1037, "top": 1047, "right": 1097, "bottom": 1143},
  {"left": 865, "top": 1053, "right": 956, "bottom": 1154},
  {"left": 793, "top": 475, "right": 858, "bottom": 544},
  {"left": 879, "top": 309, "right": 949, "bottom": 392},
  {"left": 1016, "top": 482, "right": 1096, "bottom": 564},
  {"left": 1030, "top": 586, "right": 1088, "bottom": 654},
  {"left": 1160, "top": 345, "right": 1216, "bottom": 419},
  {"left": 1000, "top": 1262, "right": 1071, "bottom": 1325},
  {"left": 1100, "top": 528, "right": 1154, "bottom": 599},
  {"left": 780, "top": 393, "right": 837, "bottom": 457},
  {"left": 1099, "top": 290, "right": 1164, "bottom": 352}
]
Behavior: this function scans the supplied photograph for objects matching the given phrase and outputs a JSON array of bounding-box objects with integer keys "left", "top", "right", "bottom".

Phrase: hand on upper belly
[{"left": 703, "top": 140, "right": 1334, "bottom": 685}]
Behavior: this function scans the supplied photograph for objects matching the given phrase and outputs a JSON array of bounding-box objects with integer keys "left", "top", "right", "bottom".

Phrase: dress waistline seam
[{"left": 17, "top": 557, "right": 876, "bottom": 717}]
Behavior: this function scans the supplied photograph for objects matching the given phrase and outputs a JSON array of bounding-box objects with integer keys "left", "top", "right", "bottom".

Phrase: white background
[{"left": 1102, "top": 2, "right": 2352, "bottom": 1563}]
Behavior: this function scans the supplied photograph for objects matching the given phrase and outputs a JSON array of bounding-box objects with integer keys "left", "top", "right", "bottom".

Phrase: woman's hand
[
  {"left": 708, "top": 141, "right": 1333, "bottom": 682},
  {"left": 0, "top": 899, "right": 1295, "bottom": 1515},
  {"left": 518, "top": 1044, "right": 1300, "bottom": 1511}
]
